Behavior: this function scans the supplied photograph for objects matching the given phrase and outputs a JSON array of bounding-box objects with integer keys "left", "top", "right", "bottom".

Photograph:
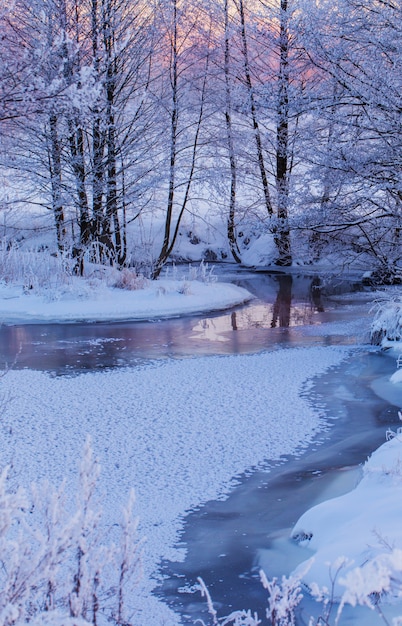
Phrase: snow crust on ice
[
  {"left": 0, "top": 278, "right": 252, "bottom": 323},
  {"left": 1, "top": 346, "right": 351, "bottom": 625}
]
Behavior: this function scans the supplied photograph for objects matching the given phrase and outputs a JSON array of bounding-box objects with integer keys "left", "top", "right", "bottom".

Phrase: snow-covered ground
[
  {"left": 0, "top": 275, "right": 252, "bottom": 323},
  {"left": 1, "top": 272, "right": 402, "bottom": 624},
  {"left": 0, "top": 275, "right": 347, "bottom": 622},
  {"left": 291, "top": 431, "right": 402, "bottom": 606}
]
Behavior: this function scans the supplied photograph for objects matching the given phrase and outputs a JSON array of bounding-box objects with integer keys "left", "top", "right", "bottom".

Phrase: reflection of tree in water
[
  {"left": 271, "top": 275, "right": 292, "bottom": 328},
  {"left": 271, "top": 275, "right": 326, "bottom": 328},
  {"left": 310, "top": 276, "right": 325, "bottom": 313}
]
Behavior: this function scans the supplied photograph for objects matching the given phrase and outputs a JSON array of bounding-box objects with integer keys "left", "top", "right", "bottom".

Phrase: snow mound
[{"left": 291, "top": 433, "right": 402, "bottom": 605}]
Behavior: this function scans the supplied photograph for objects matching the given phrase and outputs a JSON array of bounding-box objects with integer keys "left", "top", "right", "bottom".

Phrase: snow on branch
[{"left": 0, "top": 438, "right": 142, "bottom": 626}]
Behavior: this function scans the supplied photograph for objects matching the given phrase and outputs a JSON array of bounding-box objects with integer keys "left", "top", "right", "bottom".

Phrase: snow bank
[
  {"left": 291, "top": 432, "right": 402, "bottom": 607},
  {"left": 1, "top": 346, "right": 350, "bottom": 625},
  {"left": 0, "top": 278, "right": 252, "bottom": 323},
  {"left": 391, "top": 368, "right": 402, "bottom": 385}
]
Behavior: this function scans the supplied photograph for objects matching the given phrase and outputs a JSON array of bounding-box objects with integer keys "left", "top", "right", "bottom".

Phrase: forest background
[{"left": 0, "top": 0, "right": 400, "bottom": 280}]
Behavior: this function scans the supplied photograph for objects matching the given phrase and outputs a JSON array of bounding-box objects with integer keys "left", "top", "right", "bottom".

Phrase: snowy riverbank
[
  {"left": 286, "top": 356, "right": 402, "bottom": 625},
  {"left": 0, "top": 275, "right": 252, "bottom": 323}
]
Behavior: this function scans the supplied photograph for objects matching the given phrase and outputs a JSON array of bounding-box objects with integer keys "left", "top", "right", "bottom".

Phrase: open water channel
[{"left": 0, "top": 266, "right": 400, "bottom": 624}]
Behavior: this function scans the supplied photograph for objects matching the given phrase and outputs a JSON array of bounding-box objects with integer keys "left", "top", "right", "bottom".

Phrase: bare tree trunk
[
  {"left": 152, "top": 1, "right": 178, "bottom": 279},
  {"left": 68, "top": 120, "right": 92, "bottom": 246},
  {"left": 238, "top": 0, "right": 274, "bottom": 217},
  {"left": 60, "top": 0, "right": 92, "bottom": 248},
  {"left": 274, "top": 0, "right": 292, "bottom": 265},
  {"left": 92, "top": 0, "right": 105, "bottom": 245},
  {"left": 224, "top": 0, "right": 241, "bottom": 263},
  {"left": 152, "top": 4, "right": 210, "bottom": 279},
  {"left": 103, "top": 0, "right": 118, "bottom": 263},
  {"left": 48, "top": 113, "right": 66, "bottom": 251}
]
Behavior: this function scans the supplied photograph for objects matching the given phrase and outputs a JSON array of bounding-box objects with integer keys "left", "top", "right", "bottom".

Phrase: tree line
[{"left": 0, "top": 0, "right": 400, "bottom": 280}]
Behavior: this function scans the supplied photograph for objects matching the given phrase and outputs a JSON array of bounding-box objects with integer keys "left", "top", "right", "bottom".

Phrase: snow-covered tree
[
  {"left": 150, "top": 0, "right": 213, "bottom": 278},
  {"left": 210, "top": 0, "right": 315, "bottom": 266},
  {"left": 3, "top": 0, "right": 157, "bottom": 264},
  {"left": 299, "top": 0, "right": 402, "bottom": 275}
]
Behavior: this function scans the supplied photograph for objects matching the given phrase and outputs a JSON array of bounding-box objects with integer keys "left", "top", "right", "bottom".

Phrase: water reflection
[
  {"left": 0, "top": 271, "right": 369, "bottom": 374},
  {"left": 189, "top": 274, "right": 336, "bottom": 343}
]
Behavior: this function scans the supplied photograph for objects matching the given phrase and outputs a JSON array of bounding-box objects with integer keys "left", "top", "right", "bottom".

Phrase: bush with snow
[
  {"left": 0, "top": 438, "right": 141, "bottom": 626},
  {"left": 370, "top": 295, "right": 402, "bottom": 345},
  {"left": 108, "top": 267, "right": 148, "bottom": 291},
  {"left": 0, "top": 245, "right": 71, "bottom": 291}
]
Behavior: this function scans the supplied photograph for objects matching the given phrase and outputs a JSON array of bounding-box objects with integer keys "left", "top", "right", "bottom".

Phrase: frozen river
[
  {"left": 157, "top": 347, "right": 400, "bottom": 625},
  {"left": 0, "top": 268, "right": 372, "bottom": 373},
  {"left": 1, "top": 266, "right": 399, "bottom": 624}
]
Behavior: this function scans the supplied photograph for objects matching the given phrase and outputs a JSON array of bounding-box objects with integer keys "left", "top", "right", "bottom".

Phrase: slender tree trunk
[
  {"left": 103, "top": 0, "right": 118, "bottom": 263},
  {"left": 274, "top": 0, "right": 292, "bottom": 265},
  {"left": 60, "top": 0, "right": 91, "bottom": 248},
  {"left": 49, "top": 113, "right": 66, "bottom": 251},
  {"left": 238, "top": 0, "right": 273, "bottom": 217},
  {"left": 152, "top": 1, "right": 210, "bottom": 279},
  {"left": 92, "top": 0, "right": 105, "bottom": 244},
  {"left": 68, "top": 120, "right": 92, "bottom": 246},
  {"left": 224, "top": 0, "right": 241, "bottom": 263},
  {"left": 152, "top": 0, "right": 179, "bottom": 278},
  {"left": 105, "top": 115, "right": 119, "bottom": 261}
]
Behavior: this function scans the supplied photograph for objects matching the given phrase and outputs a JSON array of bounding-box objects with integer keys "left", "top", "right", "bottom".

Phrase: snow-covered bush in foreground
[
  {"left": 196, "top": 577, "right": 261, "bottom": 626},
  {"left": 198, "top": 560, "right": 402, "bottom": 626},
  {"left": 196, "top": 571, "right": 305, "bottom": 626},
  {"left": 0, "top": 438, "right": 141, "bottom": 626},
  {"left": 370, "top": 295, "right": 402, "bottom": 345}
]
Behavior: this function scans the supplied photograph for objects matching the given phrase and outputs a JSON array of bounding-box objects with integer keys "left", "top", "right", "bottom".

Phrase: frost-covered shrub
[
  {"left": 187, "top": 261, "right": 217, "bottom": 284},
  {"left": 163, "top": 261, "right": 217, "bottom": 284},
  {"left": 338, "top": 549, "right": 402, "bottom": 616},
  {"left": 370, "top": 295, "right": 402, "bottom": 345},
  {"left": 198, "top": 559, "right": 402, "bottom": 626},
  {"left": 260, "top": 570, "right": 303, "bottom": 626},
  {"left": 196, "top": 578, "right": 261, "bottom": 626},
  {"left": 0, "top": 245, "right": 71, "bottom": 290},
  {"left": 109, "top": 267, "right": 148, "bottom": 291},
  {"left": 0, "top": 438, "right": 141, "bottom": 626},
  {"left": 177, "top": 281, "right": 192, "bottom": 295},
  {"left": 196, "top": 570, "right": 304, "bottom": 626}
]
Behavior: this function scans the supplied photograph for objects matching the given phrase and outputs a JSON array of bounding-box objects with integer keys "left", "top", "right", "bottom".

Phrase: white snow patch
[
  {"left": 1, "top": 346, "right": 350, "bottom": 625},
  {"left": 391, "top": 369, "right": 402, "bottom": 385},
  {"left": 0, "top": 278, "right": 252, "bottom": 323}
]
